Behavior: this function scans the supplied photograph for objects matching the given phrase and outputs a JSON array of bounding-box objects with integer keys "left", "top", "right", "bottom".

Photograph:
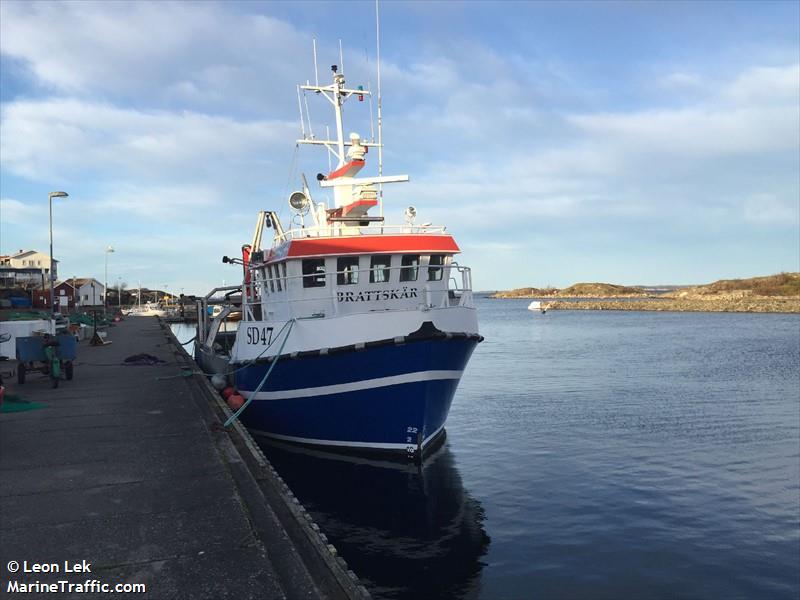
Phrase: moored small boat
[{"left": 127, "top": 303, "right": 167, "bottom": 317}]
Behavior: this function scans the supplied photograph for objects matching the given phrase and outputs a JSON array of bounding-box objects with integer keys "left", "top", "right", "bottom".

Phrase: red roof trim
[{"left": 268, "top": 235, "right": 460, "bottom": 260}]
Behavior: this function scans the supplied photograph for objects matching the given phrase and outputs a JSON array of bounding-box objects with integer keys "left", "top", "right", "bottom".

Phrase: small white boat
[
  {"left": 528, "top": 300, "right": 548, "bottom": 313},
  {"left": 127, "top": 303, "right": 167, "bottom": 317}
]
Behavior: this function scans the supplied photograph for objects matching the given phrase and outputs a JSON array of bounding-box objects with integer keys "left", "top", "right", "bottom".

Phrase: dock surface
[{"left": 0, "top": 317, "right": 352, "bottom": 599}]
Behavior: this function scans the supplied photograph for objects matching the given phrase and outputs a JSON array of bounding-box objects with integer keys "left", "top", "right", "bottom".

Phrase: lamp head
[
  {"left": 289, "top": 191, "right": 310, "bottom": 214},
  {"left": 49, "top": 191, "right": 69, "bottom": 199}
]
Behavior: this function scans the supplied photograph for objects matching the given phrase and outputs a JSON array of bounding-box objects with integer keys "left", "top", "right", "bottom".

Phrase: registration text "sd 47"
[{"left": 246, "top": 326, "right": 274, "bottom": 346}]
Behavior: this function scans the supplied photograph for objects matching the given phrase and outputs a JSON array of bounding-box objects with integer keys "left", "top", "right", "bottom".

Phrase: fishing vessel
[{"left": 197, "top": 54, "right": 481, "bottom": 456}]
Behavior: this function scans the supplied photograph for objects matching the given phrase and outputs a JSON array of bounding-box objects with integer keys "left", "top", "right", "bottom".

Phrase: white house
[
  {"left": 32, "top": 278, "right": 105, "bottom": 309},
  {"left": 4, "top": 249, "right": 59, "bottom": 279},
  {"left": 71, "top": 278, "right": 105, "bottom": 307}
]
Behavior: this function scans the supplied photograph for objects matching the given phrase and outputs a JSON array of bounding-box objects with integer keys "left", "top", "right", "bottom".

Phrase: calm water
[{"left": 177, "top": 298, "right": 800, "bottom": 599}]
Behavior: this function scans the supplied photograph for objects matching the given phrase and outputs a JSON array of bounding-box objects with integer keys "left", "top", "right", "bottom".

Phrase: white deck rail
[{"left": 273, "top": 223, "right": 448, "bottom": 243}]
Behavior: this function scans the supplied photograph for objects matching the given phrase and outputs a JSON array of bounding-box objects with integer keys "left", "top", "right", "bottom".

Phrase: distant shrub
[{"left": 708, "top": 273, "right": 800, "bottom": 296}]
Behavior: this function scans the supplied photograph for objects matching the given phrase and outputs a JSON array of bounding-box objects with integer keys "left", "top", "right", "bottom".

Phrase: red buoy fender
[{"left": 227, "top": 394, "right": 245, "bottom": 411}]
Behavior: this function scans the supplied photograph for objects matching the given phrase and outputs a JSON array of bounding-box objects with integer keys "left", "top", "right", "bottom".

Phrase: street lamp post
[
  {"left": 104, "top": 245, "right": 114, "bottom": 313},
  {"left": 48, "top": 191, "right": 68, "bottom": 318},
  {"left": 117, "top": 276, "right": 122, "bottom": 308}
]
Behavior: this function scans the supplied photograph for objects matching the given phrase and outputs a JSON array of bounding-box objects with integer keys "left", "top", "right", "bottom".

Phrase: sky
[{"left": 1, "top": 0, "right": 798, "bottom": 293}]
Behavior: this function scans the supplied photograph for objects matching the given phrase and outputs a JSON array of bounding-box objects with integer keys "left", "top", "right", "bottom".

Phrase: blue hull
[{"left": 234, "top": 337, "right": 479, "bottom": 452}]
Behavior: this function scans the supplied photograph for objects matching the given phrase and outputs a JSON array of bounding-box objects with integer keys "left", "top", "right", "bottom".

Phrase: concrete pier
[{"left": 0, "top": 317, "right": 367, "bottom": 599}]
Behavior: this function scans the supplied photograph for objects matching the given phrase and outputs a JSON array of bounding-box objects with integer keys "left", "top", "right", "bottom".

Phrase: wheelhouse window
[
  {"left": 275, "top": 262, "right": 283, "bottom": 291},
  {"left": 267, "top": 265, "right": 275, "bottom": 293},
  {"left": 400, "top": 254, "right": 419, "bottom": 282},
  {"left": 337, "top": 257, "right": 360, "bottom": 285},
  {"left": 370, "top": 255, "right": 391, "bottom": 283},
  {"left": 302, "top": 259, "right": 326, "bottom": 288},
  {"left": 280, "top": 263, "right": 287, "bottom": 290},
  {"left": 428, "top": 254, "right": 445, "bottom": 281}
]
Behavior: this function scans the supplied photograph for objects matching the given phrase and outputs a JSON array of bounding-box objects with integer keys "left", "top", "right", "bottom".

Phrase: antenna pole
[
  {"left": 368, "top": 82, "right": 375, "bottom": 142},
  {"left": 326, "top": 126, "right": 333, "bottom": 172},
  {"left": 339, "top": 39, "right": 345, "bottom": 74},
  {"left": 303, "top": 90, "right": 314, "bottom": 139},
  {"left": 376, "top": 0, "right": 384, "bottom": 218},
  {"left": 313, "top": 38, "right": 319, "bottom": 86},
  {"left": 296, "top": 85, "right": 306, "bottom": 138}
]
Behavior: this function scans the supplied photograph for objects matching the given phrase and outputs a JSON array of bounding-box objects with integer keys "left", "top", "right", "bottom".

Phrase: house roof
[
  {"left": 11, "top": 250, "right": 42, "bottom": 258},
  {"left": 8, "top": 250, "right": 58, "bottom": 262},
  {"left": 59, "top": 277, "right": 103, "bottom": 287}
]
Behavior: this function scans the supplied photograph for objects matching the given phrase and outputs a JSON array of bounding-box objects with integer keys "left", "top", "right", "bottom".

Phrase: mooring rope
[{"left": 223, "top": 318, "right": 296, "bottom": 427}]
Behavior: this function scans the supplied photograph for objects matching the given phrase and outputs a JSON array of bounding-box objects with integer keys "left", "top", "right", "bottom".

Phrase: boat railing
[
  {"left": 245, "top": 261, "right": 474, "bottom": 321},
  {"left": 273, "top": 223, "right": 448, "bottom": 243},
  {"left": 196, "top": 285, "right": 243, "bottom": 345}
]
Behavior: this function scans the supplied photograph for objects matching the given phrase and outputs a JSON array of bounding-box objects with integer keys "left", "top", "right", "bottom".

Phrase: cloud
[
  {"left": 657, "top": 71, "right": 704, "bottom": 91},
  {"left": 723, "top": 64, "right": 800, "bottom": 104},
  {"left": 0, "top": 98, "right": 296, "bottom": 183},
  {"left": 568, "top": 62, "right": 799, "bottom": 159},
  {"left": 568, "top": 105, "right": 797, "bottom": 157},
  {"left": 742, "top": 193, "right": 799, "bottom": 226},
  {"left": 0, "top": 1, "right": 308, "bottom": 114},
  {"left": 0, "top": 197, "right": 41, "bottom": 225}
]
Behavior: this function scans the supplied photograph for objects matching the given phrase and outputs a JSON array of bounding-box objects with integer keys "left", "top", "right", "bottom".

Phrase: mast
[
  {"left": 298, "top": 70, "right": 379, "bottom": 165},
  {"left": 332, "top": 66, "right": 346, "bottom": 167},
  {"left": 376, "top": 0, "right": 384, "bottom": 217},
  {"left": 296, "top": 31, "right": 407, "bottom": 216}
]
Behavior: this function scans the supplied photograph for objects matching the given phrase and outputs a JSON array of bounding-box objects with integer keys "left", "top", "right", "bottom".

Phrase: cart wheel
[
  {"left": 17, "top": 363, "right": 26, "bottom": 384},
  {"left": 65, "top": 361, "right": 74, "bottom": 381}
]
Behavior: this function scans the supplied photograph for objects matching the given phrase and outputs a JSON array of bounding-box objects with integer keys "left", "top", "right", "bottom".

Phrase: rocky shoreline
[
  {"left": 491, "top": 274, "right": 800, "bottom": 313},
  {"left": 544, "top": 297, "right": 800, "bottom": 313}
]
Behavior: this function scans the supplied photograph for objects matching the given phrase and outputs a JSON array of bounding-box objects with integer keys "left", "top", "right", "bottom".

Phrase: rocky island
[{"left": 490, "top": 273, "right": 800, "bottom": 313}]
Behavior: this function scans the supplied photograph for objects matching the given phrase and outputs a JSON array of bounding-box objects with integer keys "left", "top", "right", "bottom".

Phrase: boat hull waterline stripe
[
  {"left": 243, "top": 369, "right": 463, "bottom": 400},
  {"left": 250, "top": 423, "right": 447, "bottom": 451}
]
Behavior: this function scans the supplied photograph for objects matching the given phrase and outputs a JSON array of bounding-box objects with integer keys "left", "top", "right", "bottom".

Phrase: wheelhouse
[{"left": 243, "top": 233, "right": 473, "bottom": 322}]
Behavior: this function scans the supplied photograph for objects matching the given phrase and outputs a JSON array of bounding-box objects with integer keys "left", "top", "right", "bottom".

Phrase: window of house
[
  {"left": 337, "top": 257, "right": 360, "bottom": 285},
  {"left": 370, "top": 255, "right": 391, "bottom": 283},
  {"left": 428, "top": 254, "right": 445, "bottom": 281},
  {"left": 400, "top": 255, "right": 420, "bottom": 282},
  {"left": 302, "top": 259, "right": 326, "bottom": 288}
]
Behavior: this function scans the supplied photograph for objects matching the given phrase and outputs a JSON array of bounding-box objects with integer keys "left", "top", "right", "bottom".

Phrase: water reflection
[{"left": 258, "top": 439, "right": 491, "bottom": 600}]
